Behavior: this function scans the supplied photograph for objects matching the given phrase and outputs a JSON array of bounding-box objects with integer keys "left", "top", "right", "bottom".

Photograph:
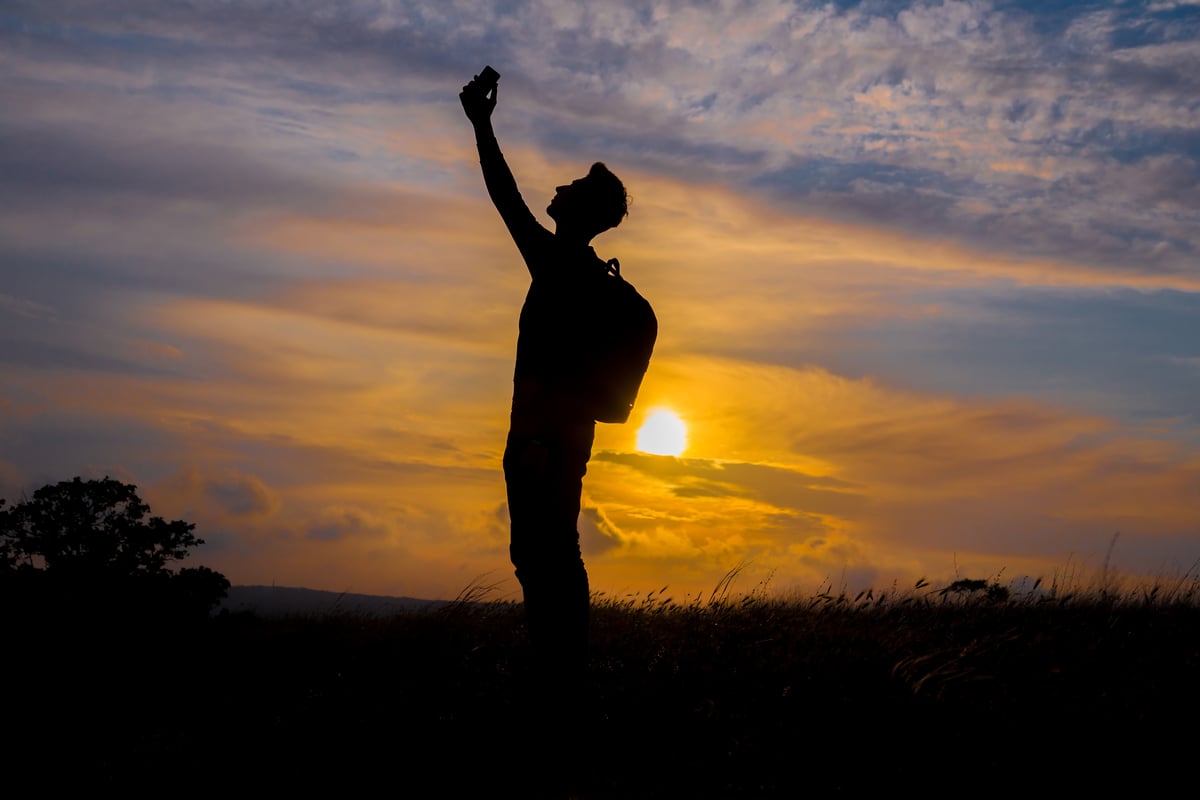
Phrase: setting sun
[{"left": 636, "top": 409, "right": 688, "bottom": 456}]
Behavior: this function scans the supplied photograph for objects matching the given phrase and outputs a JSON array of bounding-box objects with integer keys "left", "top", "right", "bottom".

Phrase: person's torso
[{"left": 513, "top": 239, "right": 607, "bottom": 388}]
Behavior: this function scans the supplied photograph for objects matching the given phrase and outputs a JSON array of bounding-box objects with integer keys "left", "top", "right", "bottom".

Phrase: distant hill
[{"left": 220, "top": 585, "right": 446, "bottom": 617}]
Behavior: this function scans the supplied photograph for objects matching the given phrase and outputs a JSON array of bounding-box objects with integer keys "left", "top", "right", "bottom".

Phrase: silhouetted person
[{"left": 460, "top": 68, "right": 635, "bottom": 793}]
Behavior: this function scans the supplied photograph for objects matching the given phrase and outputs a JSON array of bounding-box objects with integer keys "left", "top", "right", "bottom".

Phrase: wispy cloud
[{"left": 2, "top": 1, "right": 1197, "bottom": 596}]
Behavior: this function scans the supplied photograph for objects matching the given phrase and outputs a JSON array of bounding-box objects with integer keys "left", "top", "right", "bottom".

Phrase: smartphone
[{"left": 478, "top": 65, "right": 500, "bottom": 92}]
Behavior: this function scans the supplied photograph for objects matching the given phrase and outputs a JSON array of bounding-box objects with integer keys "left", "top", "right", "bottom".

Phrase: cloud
[
  {"left": 0, "top": 338, "right": 177, "bottom": 378},
  {"left": 0, "top": 121, "right": 323, "bottom": 214},
  {"left": 0, "top": 293, "right": 57, "bottom": 321},
  {"left": 579, "top": 505, "right": 623, "bottom": 556},
  {"left": 587, "top": 355, "right": 1200, "bottom": 589},
  {"left": 2, "top": 0, "right": 1198, "bottom": 598},
  {"left": 306, "top": 505, "right": 391, "bottom": 541},
  {"left": 6, "top": 0, "right": 1198, "bottom": 294},
  {"left": 592, "top": 451, "right": 863, "bottom": 518},
  {"left": 204, "top": 471, "right": 280, "bottom": 517}
]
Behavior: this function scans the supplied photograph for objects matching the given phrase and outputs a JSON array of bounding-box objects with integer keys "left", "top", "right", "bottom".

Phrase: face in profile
[{"left": 547, "top": 177, "right": 590, "bottom": 223}]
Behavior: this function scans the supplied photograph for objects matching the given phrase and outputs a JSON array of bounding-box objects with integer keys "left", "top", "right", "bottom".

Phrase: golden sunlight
[{"left": 636, "top": 409, "right": 688, "bottom": 456}]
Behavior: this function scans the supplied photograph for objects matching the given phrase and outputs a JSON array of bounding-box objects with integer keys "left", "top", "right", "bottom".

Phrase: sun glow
[{"left": 636, "top": 409, "right": 688, "bottom": 456}]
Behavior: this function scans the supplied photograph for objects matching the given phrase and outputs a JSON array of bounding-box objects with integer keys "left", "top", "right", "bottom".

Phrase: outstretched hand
[{"left": 460, "top": 74, "right": 497, "bottom": 125}]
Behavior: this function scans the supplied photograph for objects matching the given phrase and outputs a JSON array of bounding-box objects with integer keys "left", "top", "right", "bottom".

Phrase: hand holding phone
[{"left": 460, "top": 65, "right": 500, "bottom": 123}]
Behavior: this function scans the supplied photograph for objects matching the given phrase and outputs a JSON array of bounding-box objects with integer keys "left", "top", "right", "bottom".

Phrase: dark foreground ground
[{"left": 7, "top": 589, "right": 1199, "bottom": 797}]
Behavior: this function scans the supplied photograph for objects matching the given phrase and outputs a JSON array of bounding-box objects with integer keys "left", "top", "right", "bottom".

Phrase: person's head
[{"left": 547, "top": 162, "right": 629, "bottom": 240}]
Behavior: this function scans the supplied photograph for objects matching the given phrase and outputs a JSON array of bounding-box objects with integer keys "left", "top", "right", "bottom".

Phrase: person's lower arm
[
  {"left": 475, "top": 124, "right": 522, "bottom": 213},
  {"left": 474, "top": 119, "right": 501, "bottom": 161},
  {"left": 473, "top": 118, "right": 495, "bottom": 143}
]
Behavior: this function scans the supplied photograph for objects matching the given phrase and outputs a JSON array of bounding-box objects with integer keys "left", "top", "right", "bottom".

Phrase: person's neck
[{"left": 554, "top": 224, "right": 594, "bottom": 250}]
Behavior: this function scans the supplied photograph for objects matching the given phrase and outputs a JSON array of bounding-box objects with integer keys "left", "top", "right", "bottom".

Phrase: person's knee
[{"left": 512, "top": 543, "right": 584, "bottom": 577}]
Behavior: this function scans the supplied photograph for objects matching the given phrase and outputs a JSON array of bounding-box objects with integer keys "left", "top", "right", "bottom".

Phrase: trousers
[{"left": 502, "top": 417, "right": 595, "bottom": 676}]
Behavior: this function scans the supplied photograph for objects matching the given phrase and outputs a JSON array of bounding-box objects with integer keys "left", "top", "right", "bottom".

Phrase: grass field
[{"left": 8, "top": 573, "right": 1199, "bottom": 797}]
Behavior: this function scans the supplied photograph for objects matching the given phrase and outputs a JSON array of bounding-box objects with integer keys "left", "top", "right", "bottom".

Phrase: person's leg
[
  {"left": 503, "top": 422, "right": 594, "bottom": 675},
  {"left": 503, "top": 423, "right": 595, "bottom": 795}
]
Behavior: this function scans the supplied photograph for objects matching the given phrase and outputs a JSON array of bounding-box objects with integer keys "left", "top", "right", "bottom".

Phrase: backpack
[{"left": 587, "top": 257, "right": 657, "bottom": 424}]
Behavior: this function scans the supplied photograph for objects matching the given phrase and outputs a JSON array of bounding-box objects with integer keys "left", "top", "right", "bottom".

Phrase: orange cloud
[{"left": 6, "top": 147, "right": 1196, "bottom": 601}]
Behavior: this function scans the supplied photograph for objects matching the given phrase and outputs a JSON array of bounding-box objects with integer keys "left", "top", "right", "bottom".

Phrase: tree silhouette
[{"left": 1, "top": 476, "right": 229, "bottom": 619}]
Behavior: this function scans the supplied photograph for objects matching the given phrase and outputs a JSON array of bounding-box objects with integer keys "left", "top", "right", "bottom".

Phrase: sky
[{"left": 2, "top": 0, "right": 1198, "bottom": 601}]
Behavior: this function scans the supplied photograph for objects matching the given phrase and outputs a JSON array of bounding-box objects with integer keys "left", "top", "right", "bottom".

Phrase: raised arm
[{"left": 460, "top": 73, "right": 549, "bottom": 264}]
